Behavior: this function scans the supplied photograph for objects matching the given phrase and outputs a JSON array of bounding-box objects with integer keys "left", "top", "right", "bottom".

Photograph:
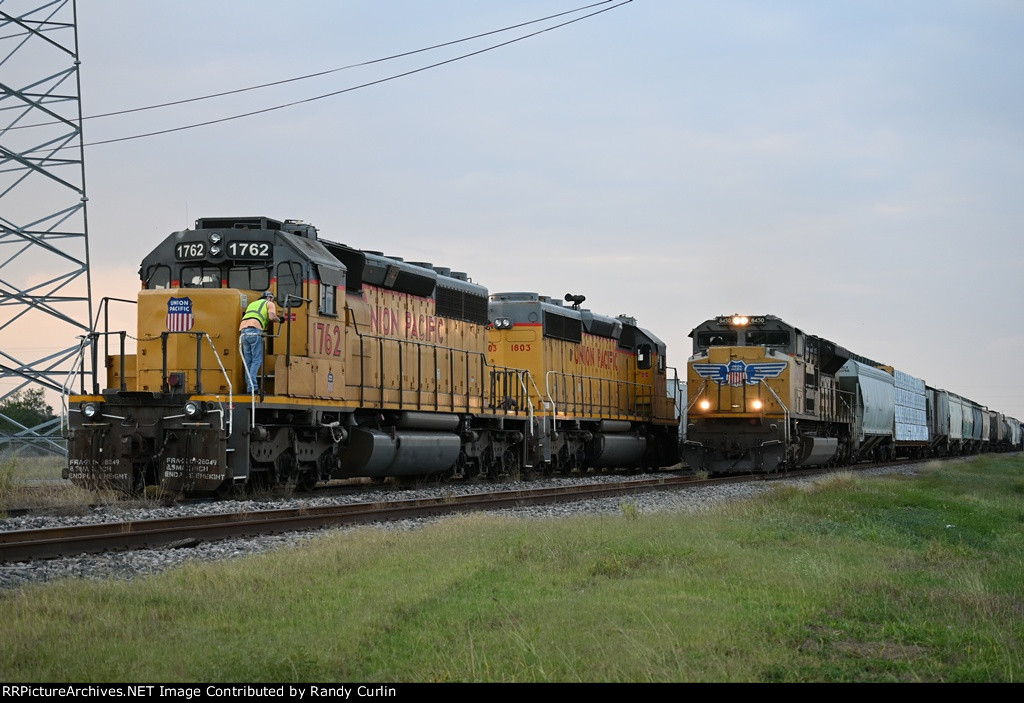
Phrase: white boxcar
[{"left": 891, "top": 368, "right": 929, "bottom": 444}]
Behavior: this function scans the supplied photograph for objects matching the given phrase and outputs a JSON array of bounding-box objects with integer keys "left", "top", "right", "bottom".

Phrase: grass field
[
  {"left": 2, "top": 454, "right": 1022, "bottom": 682},
  {"left": 0, "top": 454, "right": 97, "bottom": 512}
]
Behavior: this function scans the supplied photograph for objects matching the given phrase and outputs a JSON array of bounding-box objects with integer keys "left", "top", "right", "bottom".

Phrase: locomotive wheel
[
  {"left": 482, "top": 446, "right": 503, "bottom": 480},
  {"left": 556, "top": 445, "right": 577, "bottom": 475},
  {"left": 246, "top": 462, "right": 274, "bottom": 494},
  {"left": 274, "top": 450, "right": 298, "bottom": 489},
  {"left": 503, "top": 446, "right": 521, "bottom": 480},
  {"left": 296, "top": 469, "right": 317, "bottom": 493},
  {"left": 452, "top": 449, "right": 478, "bottom": 481}
]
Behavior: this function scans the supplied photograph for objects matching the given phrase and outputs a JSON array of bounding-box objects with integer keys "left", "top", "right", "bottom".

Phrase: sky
[{"left": 4, "top": 1, "right": 1024, "bottom": 421}]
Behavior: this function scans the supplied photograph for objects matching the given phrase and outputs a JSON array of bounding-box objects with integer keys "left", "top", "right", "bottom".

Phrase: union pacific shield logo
[
  {"left": 166, "top": 297, "right": 194, "bottom": 332},
  {"left": 693, "top": 359, "right": 787, "bottom": 387}
]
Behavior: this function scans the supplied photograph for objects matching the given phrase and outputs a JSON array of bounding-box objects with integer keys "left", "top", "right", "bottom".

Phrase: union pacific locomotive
[
  {"left": 64, "top": 216, "right": 682, "bottom": 495},
  {"left": 681, "top": 314, "right": 1023, "bottom": 473}
]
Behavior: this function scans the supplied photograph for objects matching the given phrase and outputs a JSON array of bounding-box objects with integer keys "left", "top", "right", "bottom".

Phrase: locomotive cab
[{"left": 68, "top": 217, "right": 336, "bottom": 493}]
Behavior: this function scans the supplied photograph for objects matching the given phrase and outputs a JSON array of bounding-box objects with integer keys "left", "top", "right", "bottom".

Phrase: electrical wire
[{"left": 15, "top": 1, "right": 628, "bottom": 141}]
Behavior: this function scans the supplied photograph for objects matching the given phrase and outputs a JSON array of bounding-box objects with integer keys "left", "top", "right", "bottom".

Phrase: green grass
[
  {"left": 0, "top": 453, "right": 64, "bottom": 481},
  {"left": 0, "top": 454, "right": 98, "bottom": 514},
  {"left": 2, "top": 455, "right": 1022, "bottom": 682}
]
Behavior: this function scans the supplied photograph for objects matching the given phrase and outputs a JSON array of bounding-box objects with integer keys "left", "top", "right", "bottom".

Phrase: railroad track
[
  {"left": 1, "top": 457, "right": 943, "bottom": 564},
  {"left": 0, "top": 473, "right": 761, "bottom": 564}
]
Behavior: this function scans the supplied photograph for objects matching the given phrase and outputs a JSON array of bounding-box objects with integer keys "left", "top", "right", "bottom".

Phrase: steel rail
[
  {"left": 0, "top": 459, "right": 925, "bottom": 564},
  {"left": 0, "top": 474, "right": 757, "bottom": 564}
]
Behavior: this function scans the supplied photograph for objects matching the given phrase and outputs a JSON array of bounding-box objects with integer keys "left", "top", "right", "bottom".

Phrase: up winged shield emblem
[{"left": 692, "top": 359, "right": 787, "bottom": 387}]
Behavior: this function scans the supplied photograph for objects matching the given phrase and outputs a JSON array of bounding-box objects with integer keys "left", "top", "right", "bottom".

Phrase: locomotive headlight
[
  {"left": 81, "top": 402, "right": 101, "bottom": 419},
  {"left": 184, "top": 400, "right": 203, "bottom": 418},
  {"left": 210, "top": 244, "right": 223, "bottom": 256},
  {"left": 699, "top": 399, "right": 711, "bottom": 411},
  {"left": 750, "top": 398, "right": 764, "bottom": 411},
  {"left": 209, "top": 232, "right": 223, "bottom": 244},
  {"left": 732, "top": 315, "right": 749, "bottom": 326},
  {"left": 492, "top": 317, "right": 513, "bottom": 329}
]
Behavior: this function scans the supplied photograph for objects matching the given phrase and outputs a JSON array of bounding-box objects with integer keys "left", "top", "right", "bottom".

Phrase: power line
[{"left": 17, "top": 1, "right": 629, "bottom": 143}]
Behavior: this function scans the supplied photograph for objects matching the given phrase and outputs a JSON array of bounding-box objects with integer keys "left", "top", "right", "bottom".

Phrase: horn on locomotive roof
[{"left": 565, "top": 293, "right": 586, "bottom": 310}]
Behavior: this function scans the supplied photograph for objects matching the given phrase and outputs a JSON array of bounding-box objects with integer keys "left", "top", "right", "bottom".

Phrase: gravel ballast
[{"left": 0, "top": 466, "right": 921, "bottom": 590}]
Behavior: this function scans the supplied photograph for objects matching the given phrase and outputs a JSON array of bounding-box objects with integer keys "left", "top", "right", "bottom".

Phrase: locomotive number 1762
[
  {"left": 314, "top": 322, "right": 343, "bottom": 356},
  {"left": 175, "top": 242, "right": 206, "bottom": 260},
  {"left": 226, "top": 241, "right": 272, "bottom": 260}
]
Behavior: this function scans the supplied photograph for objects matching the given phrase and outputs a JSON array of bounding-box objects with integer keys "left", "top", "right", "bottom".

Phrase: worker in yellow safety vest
[{"left": 238, "top": 290, "right": 281, "bottom": 394}]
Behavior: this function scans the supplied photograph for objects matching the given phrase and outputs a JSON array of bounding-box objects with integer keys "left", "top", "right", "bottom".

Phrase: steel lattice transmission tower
[{"left": 0, "top": 0, "right": 93, "bottom": 440}]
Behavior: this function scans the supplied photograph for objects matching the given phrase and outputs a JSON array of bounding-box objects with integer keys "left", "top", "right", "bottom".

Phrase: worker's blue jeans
[{"left": 241, "top": 328, "right": 264, "bottom": 393}]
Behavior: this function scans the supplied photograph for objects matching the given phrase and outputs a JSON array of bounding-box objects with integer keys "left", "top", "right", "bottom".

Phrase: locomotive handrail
[
  {"left": 98, "top": 297, "right": 138, "bottom": 364},
  {"left": 200, "top": 332, "right": 232, "bottom": 437},
  {"left": 61, "top": 336, "right": 93, "bottom": 438},
  {"left": 836, "top": 389, "right": 855, "bottom": 424},
  {"left": 666, "top": 365, "right": 685, "bottom": 440},
  {"left": 62, "top": 296, "right": 139, "bottom": 399},
  {"left": 543, "top": 370, "right": 655, "bottom": 421},
  {"left": 61, "top": 328, "right": 132, "bottom": 438},
  {"left": 757, "top": 378, "right": 790, "bottom": 448},
  {"left": 348, "top": 317, "right": 495, "bottom": 414},
  {"left": 345, "top": 314, "right": 544, "bottom": 472},
  {"left": 277, "top": 293, "right": 311, "bottom": 366},
  {"left": 512, "top": 369, "right": 542, "bottom": 469},
  {"left": 62, "top": 335, "right": 93, "bottom": 422},
  {"left": 160, "top": 331, "right": 206, "bottom": 393},
  {"left": 238, "top": 334, "right": 258, "bottom": 428},
  {"left": 155, "top": 331, "right": 234, "bottom": 436},
  {"left": 685, "top": 379, "right": 708, "bottom": 413}
]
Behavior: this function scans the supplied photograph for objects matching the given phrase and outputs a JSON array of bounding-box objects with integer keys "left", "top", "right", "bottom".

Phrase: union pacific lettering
[
  {"left": 366, "top": 292, "right": 446, "bottom": 343},
  {"left": 570, "top": 338, "right": 620, "bottom": 371}
]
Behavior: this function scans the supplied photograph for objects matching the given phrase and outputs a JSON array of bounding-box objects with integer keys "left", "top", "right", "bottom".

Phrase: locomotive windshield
[
  {"left": 746, "top": 330, "right": 790, "bottom": 347},
  {"left": 696, "top": 331, "right": 737, "bottom": 348},
  {"left": 143, "top": 264, "right": 171, "bottom": 289},
  {"left": 691, "top": 315, "right": 796, "bottom": 354},
  {"left": 180, "top": 265, "right": 222, "bottom": 288},
  {"left": 228, "top": 266, "right": 272, "bottom": 291}
]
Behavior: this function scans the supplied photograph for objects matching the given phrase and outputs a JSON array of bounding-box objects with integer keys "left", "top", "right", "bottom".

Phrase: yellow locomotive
[
  {"left": 64, "top": 216, "right": 681, "bottom": 495},
  {"left": 681, "top": 314, "right": 855, "bottom": 473},
  {"left": 679, "top": 313, "right": 1022, "bottom": 473}
]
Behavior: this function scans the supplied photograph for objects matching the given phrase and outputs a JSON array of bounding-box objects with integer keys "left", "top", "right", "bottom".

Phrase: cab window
[
  {"left": 228, "top": 265, "right": 271, "bottom": 292},
  {"left": 277, "top": 261, "right": 303, "bottom": 307},
  {"left": 143, "top": 264, "right": 171, "bottom": 289},
  {"left": 746, "top": 330, "right": 790, "bottom": 347},
  {"left": 637, "top": 343, "right": 653, "bottom": 370},
  {"left": 180, "top": 265, "right": 221, "bottom": 288},
  {"left": 697, "top": 331, "right": 737, "bottom": 348},
  {"left": 319, "top": 282, "right": 336, "bottom": 316}
]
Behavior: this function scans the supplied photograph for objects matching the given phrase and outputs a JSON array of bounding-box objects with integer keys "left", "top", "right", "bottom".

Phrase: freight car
[
  {"left": 63, "top": 216, "right": 682, "bottom": 495},
  {"left": 681, "top": 314, "right": 1022, "bottom": 474}
]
